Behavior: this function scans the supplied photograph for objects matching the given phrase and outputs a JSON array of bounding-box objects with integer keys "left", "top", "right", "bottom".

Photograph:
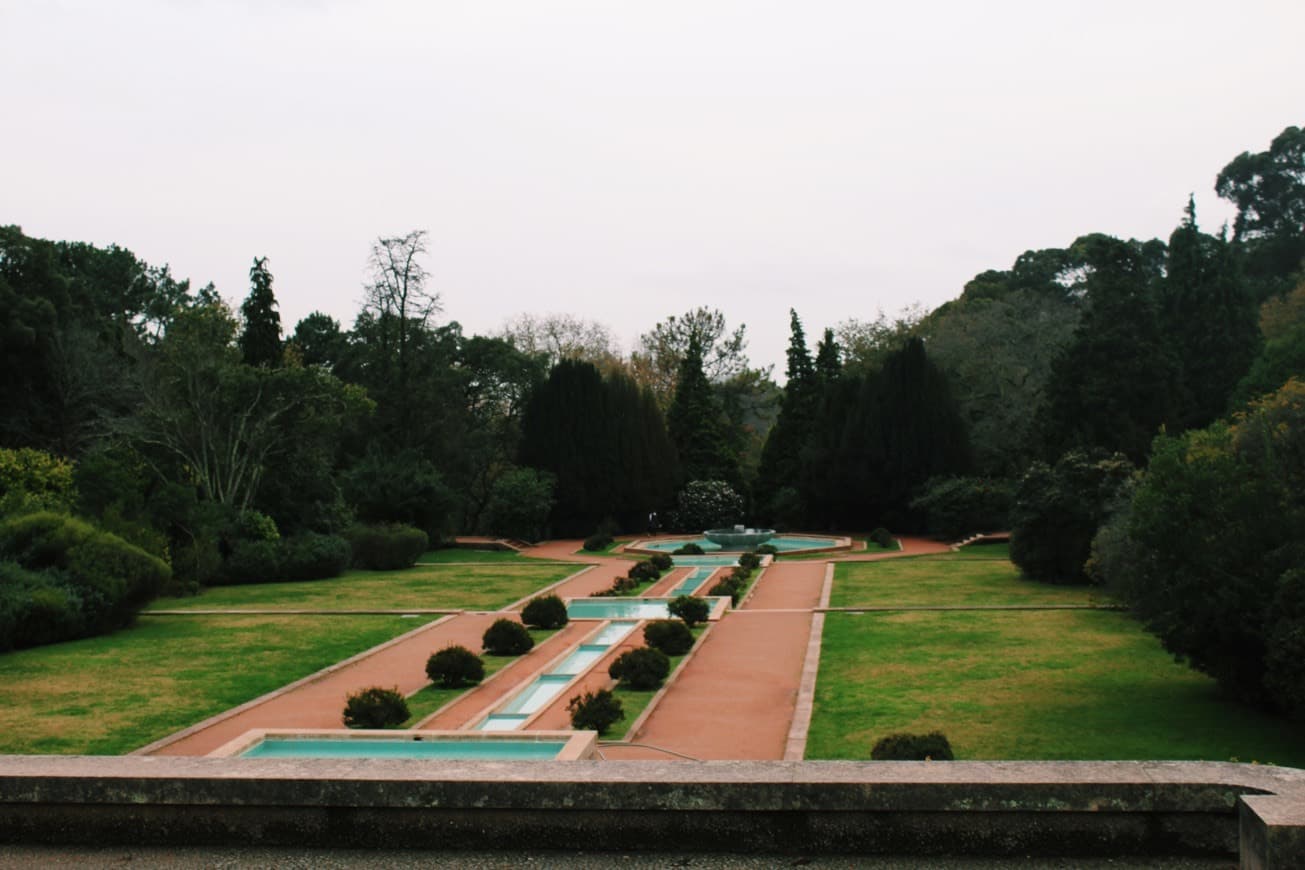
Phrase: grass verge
[
  {"left": 831, "top": 553, "right": 1102, "bottom": 608},
  {"left": 147, "top": 563, "right": 576, "bottom": 612},
  {"left": 808, "top": 609, "right": 1305, "bottom": 766},
  {"left": 0, "top": 614, "right": 416, "bottom": 755}
]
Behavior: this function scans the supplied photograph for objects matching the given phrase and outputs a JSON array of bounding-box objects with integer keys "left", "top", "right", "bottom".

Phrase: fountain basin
[{"left": 704, "top": 526, "right": 775, "bottom": 550}]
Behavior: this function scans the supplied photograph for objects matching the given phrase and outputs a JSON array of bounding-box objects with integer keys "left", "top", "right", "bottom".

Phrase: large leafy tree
[
  {"left": 1041, "top": 234, "right": 1179, "bottom": 464},
  {"left": 238, "top": 257, "right": 283, "bottom": 367},
  {"left": 1216, "top": 124, "right": 1305, "bottom": 296},
  {"left": 630, "top": 307, "right": 752, "bottom": 409}
]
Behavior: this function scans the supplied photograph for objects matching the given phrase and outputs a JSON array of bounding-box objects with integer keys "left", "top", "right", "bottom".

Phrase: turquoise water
[
  {"left": 551, "top": 644, "right": 608, "bottom": 675},
  {"left": 567, "top": 599, "right": 671, "bottom": 620},
  {"left": 478, "top": 714, "right": 530, "bottom": 732},
  {"left": 501, "top": 674, "right": 573, "bottom": 715},
  {"left": 669, "top": 554, "right": 740, "bottom": 567},
  {"left": 242, "top": 737, "right": 565, "bottom": 760},
  {"left": 641, "top": 535, "right": 838, "bottom": 554},
  {"left": 671, "top": 567, "right": 716, "bottom": 597}
]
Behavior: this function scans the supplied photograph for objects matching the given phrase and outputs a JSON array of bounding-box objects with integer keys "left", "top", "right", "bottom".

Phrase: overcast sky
[{"left": 4, "top": 0, "right": 1303, "bottom": 376}]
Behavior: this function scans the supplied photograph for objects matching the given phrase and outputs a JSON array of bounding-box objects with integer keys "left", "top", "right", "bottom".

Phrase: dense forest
[{"left": 2, "top": 124, "right": 1303, "bottom": 718}]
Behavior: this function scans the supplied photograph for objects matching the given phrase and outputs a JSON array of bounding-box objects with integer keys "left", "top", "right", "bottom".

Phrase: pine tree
[
  {"left": 756, "top": 311, "right": 820, "bottom": 522},
  {"left": 239, "top": 256, "right": 282, "bottom": 367},
  {"left": 815, "top": 328, "right": 842, "bottom": 385},
  {"left": 666, "top": 335, "right": 741, "bottom": 487}
]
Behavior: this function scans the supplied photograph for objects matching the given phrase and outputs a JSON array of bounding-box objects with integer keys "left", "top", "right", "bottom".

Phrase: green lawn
[
  {"left": 830, "top": 551, "right": 1104, "bottom": 608},
  {"left": 147, "top": 563, "right": 576, "bottom": 612},
  {"left": 810, "top": 606, "right": 1305, "bottom": 766},
  {"left": 418, "top": 548, "right": 551, "bottom": 564},
  {"left": 0, "top": 614, "right": 418, "bottom": 755}
]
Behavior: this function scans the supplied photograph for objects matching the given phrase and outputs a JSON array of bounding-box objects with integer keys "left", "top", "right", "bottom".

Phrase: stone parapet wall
[{"left": 0, "top": 758, "right": 1302, "bottom": 865}]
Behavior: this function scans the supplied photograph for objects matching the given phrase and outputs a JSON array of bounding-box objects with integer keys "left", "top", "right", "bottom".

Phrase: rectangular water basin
[
  {"left": 209, "top": 729, "right": 596, "bottom": 760},
  {"left": 589, "top": 620, "right": 638, "bottom": 644},
  {"left": 477, "top": 714, "right": 531, "bottom": 732},
  {"left": 567, "top": 598, "right": 730, "bottom": 622},
  {"left": 551, "top": 644, "right": 610, "bottom": 675},
  {"left": 501, "top": 674, "right": 573, "bottom": 715},
  {"left": 671, "top": 567, "right": 716, "bottom": 597}
]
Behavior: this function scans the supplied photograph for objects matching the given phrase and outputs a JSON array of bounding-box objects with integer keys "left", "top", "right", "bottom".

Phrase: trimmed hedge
[
  {"left": 567, "top": 689, "right": 624, "bottom": 734},
  {"left": 342, "top": 686, "right": 410, "bottom": 729},
  {"left": 668, "top": 594, "right": 710, "bottom": 628},
  {"left": 643, "top": 619, "right": 694, "bottom": 656},
  {"left": 649, "top": 553, "right": 673, "bottom": 571},
  {"left": 0, "top": 512, "right": 169, "bottom": 648},
  {"left": 521, "top": 594, "right": 568, "bottom": 629},
  {"left": 609, "top": 646, "right": 671, "bottom": 690},
  {"left": 278, "top": 533, "right": 351, "bottom": 581},
  {"left": 871, "top": 731, "right": 955, "bottom": 760},
  {"left": 345, "top": 523, "right": 429, "bottom": 570},
  {"left": 673, "top": 542, "right": 704, "bottom": 555},
  {"left": 425, "top": 645, "right": 485, "bottom": 688},
  {"left": 482, "top": 618, "right": 534, "bottom": 656}
]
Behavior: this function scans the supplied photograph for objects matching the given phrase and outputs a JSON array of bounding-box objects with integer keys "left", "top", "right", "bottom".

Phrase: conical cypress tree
[
  {"left": 666, "top": 334, "right": 740, "bottom": 487},
  {"left": 756, "top": 310, "right": 820, "bottom": 522},
  {"left": 239, "top": 256, "right": 283, "bottom": 367}
]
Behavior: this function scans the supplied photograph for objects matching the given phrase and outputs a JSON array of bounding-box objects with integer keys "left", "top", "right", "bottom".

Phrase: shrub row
[
  {"left": 0, "top": 512, "right": 170, "bottom": 650},
  {"left": 215, "top": 532, "right": 352, "bottom": 585},
  {"left": 344, "top": 523, "right": 429, "bottom": 570},
  {"left": 594, "top": 558, "right": 665, "bottom": 596},
  {"left": 708, "top": 563, "right": 757, "bottom": 605}
]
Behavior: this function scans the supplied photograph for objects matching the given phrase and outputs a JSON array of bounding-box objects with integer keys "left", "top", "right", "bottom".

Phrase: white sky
[{"left": 4, "top": 0, "right": 1303, "bottom": 376}]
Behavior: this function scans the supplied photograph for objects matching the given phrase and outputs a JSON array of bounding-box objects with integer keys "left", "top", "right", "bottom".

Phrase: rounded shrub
[
  {"left": 709, "top": 577, "right": 743, "bottom": 604},
  {"left": 342, "top": 686, "right": 410, "bottom": 729},
  {"left": 668, "top": 594, "right": 710, "bottom": 628},
  {"left": 278, "top": 533, "right": 351, "bottom": 581},
  {"left": 218, "top": 539, "right": 281, "bottom": 585},
  {"left": 649, "top": 553, "right": 673, "bottom": 571},
  {"left": 345, "top": 523, "right": 429, "bottom": 570},
  {"left": 737, "top": 552, "right": 761, "bottom": 570},
  {"left": 583, "top": 532, "right": 613, "bottom": 552},
  {"left": 643, "top": 619, "right": 694, "bottom": 656},
  {"left": 609, "top": 646, "right": 671, "bottom": 690},
  {"left": 482, "top": 618, "right": 535, "bottom": 656},
  {"left": 673, "top": 542, "right": 704, "bottom": 556},
  {"left": 755, "top": 544, "right": 778, "bottom": 556},
  {"left": 627, "top": 560, "right": 661, "bottom": 583},
  {"left": 521, "top": 594, "right": 568, "bottom": 629},
  {"left": 869, "top": 527, "right": 895, "bottom": 548},
  {"left": 425, "top": 645, "right": 485, "bottom": 688},
  {"left": 871, "top": 731, "right": 955, "bottom": 761},
  {"left": 567, "top": 689, "right": 624, "bottom": 735}
]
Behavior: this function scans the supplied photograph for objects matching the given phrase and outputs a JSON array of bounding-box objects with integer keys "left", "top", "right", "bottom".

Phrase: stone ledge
[{"left": 1, "top": 758, "right": 1302, "bottom": 864}]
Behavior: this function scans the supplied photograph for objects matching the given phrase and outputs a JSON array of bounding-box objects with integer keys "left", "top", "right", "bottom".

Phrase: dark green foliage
[
  {"left": 673, "top": 479, "right": 744, "bottom": 532},
  {"left": 755, "top": 544, "right": 778, "bottom": 555},
  {"left": 608, "top": 646, "right": 671, "bottom": 689},
  {"left": 650, "top": 553, "right": 673, "bottom": 571},
  {"left": 627, "top": 560, "right": 661, "bottom": 582},
  {"left": 909, "top": 476, "right": 1016, "bottom": 539},
  {"left": 0, "top": 561, "right": 85, "bottom": 651},
  {"left": 673, "top": 542, "right": 704, "bottom": 555},
  {"left": 238, "top": 256, "right": 282, "bottom": 367},
  {"left": 1159, "top": 200, "right": 1261, "bottom": 430},
  {"left": 1042, "top": 234, "right": 1180, "bottom": 463},
  {"left": 800, "top": 338, "right": 971, "bottom": 531},
  {"left": 344, "top": 523, "right": 429, "bottom": 570},
  {"left": 668, "top": 594, "right": 710, "bottom": 627},
  {"left": 425, "top": 645, "right": 485, "bottom": 689},
  {"left": 1216, "top": 125, "right": 1305, "bottom": 295},
  {"left": 521, "top": 594, "right": 568, "bottom": 629},
  {"left": 868, "top": 528, "right": 894, "bottom": 548},
  {"left": 217, "top": 539, "right": 282, "bottom": 585},
  {"left": 1099, "top": 382, "right": 1305, "bottom": 713},
  {"left": 708, "top": 566, "right": 752, "bottom": 604},
  {"left": 1010, "top": 451, "right": 1133, "bottom": 584},
  {"left": 1232, "top": 321, "right": 1305, "bottom": 407},
  {"left": 0, "top": 512, "right": 169, "bottom": 645},
  {"left": 737, "top": 552, "right": 761, "bottom": 570},
  {"left": 643, "top": 619, "right": 694, "bottom": 656},
  {"left": 277, "top": 533, "right": 351, "bottom": 581},
  {"left": 583, "top": 532, "right": 613, "bottom": 551},
  {"left": 481, "top": 618, "right": 534, "bottom": 655},
  {"left": 290, "top": 311, "right": 347, "bottom": 371},
  {"left": 756, "top": 310, "right": 820, "bottom": 521},
  {"left": 871, "top": 731, "right": 955, "bottom": 761},
  {"left": 343, "top": 447, "right": 456, "bottom": 542},
  {"left": 665, "top": 335, "right": 741, "bottom": 486},
  {"left": 567, "top": 689, "right": 624, "bottom": 734},
  {"left": 342, "top": 686, "right": 409, "bottom": 729},
  {"left": 484, "top": 467, "right": 555, "bottom": 542},
  {"left": 519, "top": 361, "right": 677, "bottom": 536}
]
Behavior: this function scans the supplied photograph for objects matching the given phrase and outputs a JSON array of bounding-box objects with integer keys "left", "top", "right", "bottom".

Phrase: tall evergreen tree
[
  {"left": 1160, "top": 198, "right": 1261, "bottom": 430},
  {"left": 1042, "top": 234, "right": 1180, "bottom": 464},
  {"left": 239, "top": 256, "right": 282, "bottom": 367},
  {"left": 756, "top": 311, "right": 820, "bottom": 522},
  {"left": 666, "top": 335, "right": 741, "bottom": 487},
  {"left": 814, "top": 327, "right": 842, "bottom": 385}
]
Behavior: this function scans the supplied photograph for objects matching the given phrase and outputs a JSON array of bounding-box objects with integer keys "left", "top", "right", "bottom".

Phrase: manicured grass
[
  {"left": 418, "top": 548, "right": 548, "bottom": 564},
  {"left": 0, "top": 614, "right": 417, "bottom": 755},
  {"left": 809, "top": 609, "right": 1305, "bottom": 766},
  {"left": 147, "top": 563, "right": 576, "bottom": 612},
  {"left": 831, "top": 553, "right": 1103, "bottom": 608}
]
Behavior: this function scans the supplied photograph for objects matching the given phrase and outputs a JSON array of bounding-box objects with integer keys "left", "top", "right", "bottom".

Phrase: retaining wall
[{"left": 0, "top": 757, "right": 1302, "bottom": 867}]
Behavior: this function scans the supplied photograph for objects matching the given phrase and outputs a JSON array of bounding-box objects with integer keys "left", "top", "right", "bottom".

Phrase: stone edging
[{"left": 783, "top": 562, "right": 835, "bottom": 760}]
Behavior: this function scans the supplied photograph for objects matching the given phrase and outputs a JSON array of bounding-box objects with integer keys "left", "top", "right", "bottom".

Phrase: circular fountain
[{"left": 703, "top": 525, "right": 776, "bottom": 551}]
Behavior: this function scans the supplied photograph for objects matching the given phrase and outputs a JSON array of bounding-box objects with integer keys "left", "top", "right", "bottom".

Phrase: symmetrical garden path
[{"left": 141, "top": 535, "right": 948, "bottom": 760}]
